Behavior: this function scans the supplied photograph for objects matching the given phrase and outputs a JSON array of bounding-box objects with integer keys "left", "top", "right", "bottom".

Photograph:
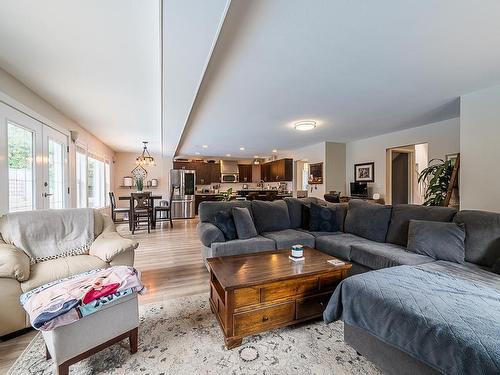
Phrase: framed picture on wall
[{"left": 354, "top": 162, "right": 375, "bottom": 182}]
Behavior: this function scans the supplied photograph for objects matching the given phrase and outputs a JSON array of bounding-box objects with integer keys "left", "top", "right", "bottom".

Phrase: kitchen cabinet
[
  {"left": 174, "top": 161, "right": 221, "bottom": 185},
  {"left": 260, "top": 159, "right": 293, "bottom": 182},
  {"left": 238, "top": 164, "right": 253, "bottom": 183},
  {"left": 195, "top": 194, "right": 220, "bottom": 215}
]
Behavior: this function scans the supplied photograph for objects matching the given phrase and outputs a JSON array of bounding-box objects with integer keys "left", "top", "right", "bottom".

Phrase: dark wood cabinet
[
  {"left": 238, "top": 164, "right": 253, "bottom": 183},
  {"left": 260, "top": 159, "right": 293, "bottom": 182},
  {"left": 195, "top": 194, "right": 219, "bottom": 215},
  {"left": 173, "top": 161, "right": 221, "bottom": 185}
]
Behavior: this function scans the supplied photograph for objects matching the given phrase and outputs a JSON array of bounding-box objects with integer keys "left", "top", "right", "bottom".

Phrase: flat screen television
[{"left": 350, "top": 182, "right": 368, "bottom": 197}]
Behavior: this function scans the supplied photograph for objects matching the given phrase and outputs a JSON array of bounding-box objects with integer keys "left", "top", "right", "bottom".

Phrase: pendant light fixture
[{"left": 136, "top": 141, "right": 155, "bottom": 166}]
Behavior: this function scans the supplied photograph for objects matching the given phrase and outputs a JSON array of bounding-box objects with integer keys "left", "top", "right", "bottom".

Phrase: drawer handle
[
  {"left": 319, "top": 301, "right": 324, "bottom": 307},
  {"left": 262, "top": 316, "right": 269, "bottom": 322}
]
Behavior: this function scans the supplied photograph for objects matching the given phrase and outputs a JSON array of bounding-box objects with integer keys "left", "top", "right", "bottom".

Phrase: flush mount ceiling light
[
  {"left": 226, "top": 153, "right": 231, "bottom": 157},
  {"left": 239, "top": 147, "right": 245, "bottom": 151},
  {"left": 294, "top": 120, "right": 317, "bottom": 131},
  {"left": 272, "top": 149, "right": 278, "bottom": 153},
  {"left": 135, "top": 141, "right": 155, "bottom": 166},
  {"left": 202, "top": 144, "right": 208, "bottom": 148}
]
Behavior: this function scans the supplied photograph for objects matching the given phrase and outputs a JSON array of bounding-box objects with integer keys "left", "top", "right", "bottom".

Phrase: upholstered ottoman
[{"left": 42, "top": 292, "right": 139, "bottom": 375}]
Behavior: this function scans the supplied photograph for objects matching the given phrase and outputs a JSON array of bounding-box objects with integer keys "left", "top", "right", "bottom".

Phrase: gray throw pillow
[
  {"left": 309, "top": 203, "right": 339, "bottom": 232},
  {"left": 232, "top": 207, "right": 258, "bottom": 240},
  {"left": 407, "top": 220, "right": 466, "bottom": 264}
]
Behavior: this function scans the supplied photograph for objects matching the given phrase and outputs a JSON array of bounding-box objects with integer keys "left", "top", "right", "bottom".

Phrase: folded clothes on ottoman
[{"left": 20, "top": 265, "right": 145, "bottom": 330}]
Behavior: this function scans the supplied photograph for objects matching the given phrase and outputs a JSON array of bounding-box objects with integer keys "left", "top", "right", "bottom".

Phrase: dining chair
[
  {"left": 131, "top": 192, "right": 152, "bottom": 234},
  {"left": 109, "top": 192, "right": 129, "bottom": 223},
  {"left": 154, "top": 187, "right": 173, "bottom": 228}
]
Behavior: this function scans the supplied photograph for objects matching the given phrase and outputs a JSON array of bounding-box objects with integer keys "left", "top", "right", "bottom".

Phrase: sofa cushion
[
  {"left": 407, "top": 220, "right": 465, "bottom": 264},
  {"left": 199, "top": 201, "right": 252, "bottom": 224},
  {"left": 297, "top": 229, "right": 335, "bottom": 238},
  {"left": 350, "top": 242, "right": 435, "bottom": 270},
  {"left": 386, "top": 204, "right": 457, "bottom": 246},
  {"left": 315, "top": 233, "right": 374, "bottom": 261},
  {"left": 344, "top": 200, "right": 392, "bottom": 243},
  {"left": 325, "top": 203, "right": 348, "bottom": 232},
  {"left": 214, "top": 211, "right": 237, "bottom": 240},
  {"left": 309, "top": 203, "right": 339, "bottom": 232},
  {"left": 454, "top": 210, "right": 500, "bottom": 267},
  {"left": 21, "top": 255, "right": 107, "bottom": 292},
  {"left": 251, "top": 200, "right": 291, "bottom": 233},
  {"left": 232, "top": 207, "right": 258, "bottom": 240},
  {"left": 210, "top": 236, "right": 276, "bottom": 258},
  {"left": 261, "top": 229, "right": 315, "bottom": 249}
]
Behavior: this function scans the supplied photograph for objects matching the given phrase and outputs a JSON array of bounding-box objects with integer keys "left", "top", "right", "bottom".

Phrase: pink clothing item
[{"left": 82, "top": 283, "right": 119, "bottom": 304}]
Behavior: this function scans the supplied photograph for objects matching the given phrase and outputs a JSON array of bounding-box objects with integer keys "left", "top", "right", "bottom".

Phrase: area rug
[{"left": 8, "top": 293, "right": 381, "bottom": 374}]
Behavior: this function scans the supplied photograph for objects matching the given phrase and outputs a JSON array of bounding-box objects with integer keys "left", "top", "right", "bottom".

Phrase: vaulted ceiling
[{"left": 1, "top": 1, "right": 500, "bottom": 158}]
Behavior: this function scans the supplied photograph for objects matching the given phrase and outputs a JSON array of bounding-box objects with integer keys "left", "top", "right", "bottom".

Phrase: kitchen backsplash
[{"left": 196, "top": 182, "right": 292, "bottom": 193}]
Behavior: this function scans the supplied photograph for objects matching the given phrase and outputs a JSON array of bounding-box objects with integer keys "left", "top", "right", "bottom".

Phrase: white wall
[
  {"left": 325, "top": 142, "right": 346, "bottom": 195},
  {"left": 345, "top": 118, "right": 460, "bottom": 200},
  {"left": 0, "top": 67, "right": 114, "bottom": 207},
  {"left": 460, "top": 84, "right": 500, "bottom": 212}
]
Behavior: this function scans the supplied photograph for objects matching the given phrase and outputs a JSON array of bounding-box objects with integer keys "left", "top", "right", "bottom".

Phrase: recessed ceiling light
[
  {"left": 195, "top": 152, "right": 200, "bottom": 155},
  {"left": 294, "top": 120, "right": 317, "bottom": 131},
  {"left": 272, "top": 149, "right": 278, "bottom": 153},
  {"left": 226, "top": 154, "right": 231, "bottom": 157},
  {"left": 239, "top": 147, "right": 245, "bottom": 151},
  {"left": 253, "top": 155, "right": 259, "bottom": 158},
  {"left": 202, "top": 145, "right": 208, "bottom": 148}
]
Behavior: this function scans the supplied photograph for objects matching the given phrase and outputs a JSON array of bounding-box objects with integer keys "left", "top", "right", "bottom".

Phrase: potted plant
[
  {"left": 417, "top": 158, "right": 455, "bottom": 206},
  {"left": 135, "top": 178, "right": 144, "bottom": 192},
  {"left": 218, "top": 188, "right": 233, "bottom": 202}
]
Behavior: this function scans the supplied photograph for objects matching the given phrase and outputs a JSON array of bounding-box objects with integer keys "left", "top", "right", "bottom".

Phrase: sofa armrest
[
  {"left": 0, "top": 243, "right": 30, "bottom": 281},
  {"left": 197, "top": 222, "right": 225, "bottom": 247},
  {"left": 89, "top": 231, "right": 138, "bottom": 263}
]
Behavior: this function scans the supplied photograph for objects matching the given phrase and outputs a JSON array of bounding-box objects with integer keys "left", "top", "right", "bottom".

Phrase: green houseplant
[
  {"left": 417, "top": 158, "right": 455, "bottom": 206},
  {"left": 218, "top": 188, "right": 233, "bottom": 202},
  {"left": 135, "top": 178, "right": 144, "bottom": 192}
]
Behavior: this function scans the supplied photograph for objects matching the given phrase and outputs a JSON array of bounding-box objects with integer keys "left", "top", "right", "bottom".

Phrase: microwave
[{"left": 221, "top": 173, "right": 239, "bottom": 183}]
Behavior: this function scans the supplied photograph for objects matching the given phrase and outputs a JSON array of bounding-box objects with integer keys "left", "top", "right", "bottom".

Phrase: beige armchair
[{"left": 0, "top": 210, "right": 138, "bottom": 337}]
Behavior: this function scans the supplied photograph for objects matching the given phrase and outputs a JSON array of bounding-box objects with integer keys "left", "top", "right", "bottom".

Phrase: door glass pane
[
  {"left": 88, "top": 156, "right": 104, "bottom": 208},
  {"left": 48, "top": 139, "right": 64, "bottom": 208},
  {"left": 8, "top": 123, "right": 34, "bottom": 212},
  {"left": 76, "top": 150, "right": 87, "bottom": 208}
]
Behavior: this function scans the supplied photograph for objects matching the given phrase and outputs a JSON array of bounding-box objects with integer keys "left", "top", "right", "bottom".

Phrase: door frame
[{"left": 385, "top": 145, "right": 416, "bottom": 205}]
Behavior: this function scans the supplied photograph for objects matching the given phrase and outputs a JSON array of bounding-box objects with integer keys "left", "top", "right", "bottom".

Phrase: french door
[{"left": 0, "top": 102, "right": 68, "bottom": 214}]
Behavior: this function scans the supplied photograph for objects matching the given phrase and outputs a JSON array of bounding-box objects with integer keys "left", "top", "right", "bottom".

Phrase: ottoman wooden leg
[
  {"left": 46, "top": 345, "right": 51, "bottom": 360},
  {"left": 129, "top": 327, "right": 138, "bottom": 354},
  {"left": 57, "top": 363, "right": 69, "bottom": 375}
]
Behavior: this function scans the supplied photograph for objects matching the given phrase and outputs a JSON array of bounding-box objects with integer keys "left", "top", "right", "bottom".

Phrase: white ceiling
[
  {"left": 177, "top": 0, "right": 500, "bottom": 158},
  {"left": 0, "top": 0, "right": 161, "bottom": 153}
]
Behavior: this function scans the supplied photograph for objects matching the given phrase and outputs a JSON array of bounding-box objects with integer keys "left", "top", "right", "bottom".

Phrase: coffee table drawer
[
  {"left": 233, "top": 301, "right": 295, "bottom": 337},
  {"left": 319, "top": 272, "right": 343, "bottom": 291},
  {"left": 295, "top": 292, "right": 332, "bottom": 320},
  {"left": 260, "top": 276, "right": 318, "bottom": 302}
]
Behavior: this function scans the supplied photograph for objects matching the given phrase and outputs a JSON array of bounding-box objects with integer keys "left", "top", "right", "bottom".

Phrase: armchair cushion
[
  {"left": 89, "top": 232, "right": 138, "bottom": 263},
  {"left": 0, "top": 242, "right": 31, "bottom": 281}
]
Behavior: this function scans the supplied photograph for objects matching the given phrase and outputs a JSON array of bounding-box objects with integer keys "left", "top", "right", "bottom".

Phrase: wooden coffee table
[{"left": 207, "top": 247, "right": 352, "bottom": 349}]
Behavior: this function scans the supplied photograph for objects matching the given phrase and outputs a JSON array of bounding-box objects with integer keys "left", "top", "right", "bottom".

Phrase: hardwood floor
[{"left": 0, "top": 218, "right": 208, "bottom": 374}]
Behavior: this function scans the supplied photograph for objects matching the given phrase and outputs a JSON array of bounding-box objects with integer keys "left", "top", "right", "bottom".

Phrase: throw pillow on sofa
[
  {"left": 214, "top": 211, "right": 237, "bottom": 241},
  {"left": 407, "top": 220, "right": 466, "bottom": 264},
  {"left": 251, "top": 200, "right": 291, "bottom": 233},
  {"left": 232, "top": 207, "right": 258, "bottom": 240},
  {"left": 308, "top": 203, "right": 339, "bottom": 232}
]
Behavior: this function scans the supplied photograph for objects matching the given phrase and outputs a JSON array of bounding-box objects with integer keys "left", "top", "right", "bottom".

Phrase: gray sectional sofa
[
  {"left": 198, "top": 197, "right": 460, "bottom": 274},
  {"left": 198, "top": 197, "right": 500, "bottom": 375}
]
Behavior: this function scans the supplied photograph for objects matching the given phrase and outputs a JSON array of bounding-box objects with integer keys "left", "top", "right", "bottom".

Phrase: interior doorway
[{"left": 386, "top": 143, "right": 428, "bottom": 205}]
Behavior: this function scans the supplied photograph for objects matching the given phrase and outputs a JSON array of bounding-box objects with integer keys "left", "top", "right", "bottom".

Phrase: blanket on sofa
[
  {"left": 0, "top": 208, "right": 94, "bottom": 263},
  {"left": 323, "top": 265, "right": 500, "bottom": 375},
  {"left": 20, "top": 266, "right": 144, "bottom": 330}
]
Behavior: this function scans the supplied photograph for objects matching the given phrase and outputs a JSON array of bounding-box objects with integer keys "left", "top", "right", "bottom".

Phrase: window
[
  {"left": 75, "top": 146, "right": 111, "bottom": 208},
  {"left": 8, "top": 122, "right": 35, "bottom": 212}
]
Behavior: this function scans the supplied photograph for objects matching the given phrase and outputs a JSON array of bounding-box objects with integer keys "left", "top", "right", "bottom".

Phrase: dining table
[{"left": 119, "top": 194, "right": 163, "bottom": 231}]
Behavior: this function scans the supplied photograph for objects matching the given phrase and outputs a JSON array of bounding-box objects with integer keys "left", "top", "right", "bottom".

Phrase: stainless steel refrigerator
[{"left": 170, "top": 169, "right": 196, "bottom": 219}]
